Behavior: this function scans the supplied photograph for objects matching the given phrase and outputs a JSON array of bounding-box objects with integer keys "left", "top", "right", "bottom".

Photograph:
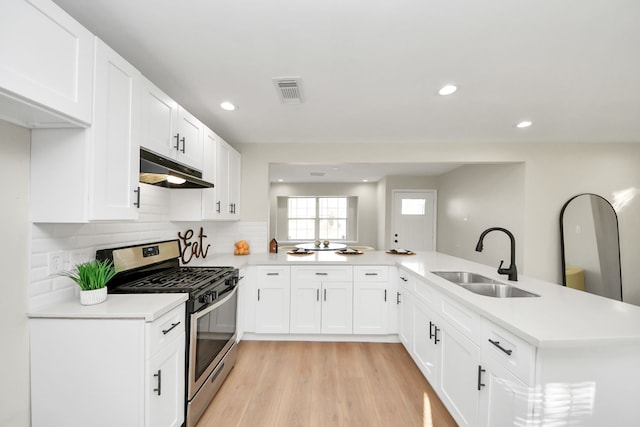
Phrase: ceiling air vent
[{"left": 273, "top": 77, "right": 303, "bottom": 104}]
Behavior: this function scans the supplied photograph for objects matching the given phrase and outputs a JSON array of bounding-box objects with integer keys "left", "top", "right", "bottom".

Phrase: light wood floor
[{"left": 196, "top": 341, "right": 457, "bottom": 427}]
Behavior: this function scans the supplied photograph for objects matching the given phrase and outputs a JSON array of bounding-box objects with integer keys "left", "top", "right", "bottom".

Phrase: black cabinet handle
[
  {"left": 317, "top": 289, "right": 320, "bottom": 301},
  {"left": 429, "top": 321, "right": 435, "bottom": 340},
  {"left": 153, "top": 369, "right": 162, "bottom": 396},
  {"left": 477, "top": 365, "right": 486, "bottom": 390},
  {"left": 399, "top": 276, "right": 408, "bottom": 282},
  {"left": 315, "top": 272, "right": 328, "bottom": 276},
  {"left": 180, "top": 136, "right": 186, "bottom": 153},
  {"left": 384, "top": 289, "right": 387, "bottom": 302},
  {"left": 324, "top": 289, "right": 327, "bottom": 301},
  {"left": 429, "top": 322, "right": 440, "bottom": 344},
  {"left": 257, "top": 289, "right": 261, "bottom": 301},
  {"left": 216, "top": 201, "right": 221, "bottom": 213},
  {"left": 396, "top": 292, "right": 401, "bottom": 304},
  {"left": 488, "top": 339, "right": 513, "bottom": 355},
  {"left": 365, "top": 272, "right": 378, "bottom": 276},
  {"left": 434, "top": 326, "right": 440, "bottom": 344},
  {"left": 162, "top": 321, "right": 180, "bottom": 335},
  {"left": 133, "top": 186, "right": 140, "bottom": 208},
  {"left": 266, "top": 272, "right": 279, "bottom": 276},
  {"left": 174, "top": 133, "right": 181, "bottom": 151}
]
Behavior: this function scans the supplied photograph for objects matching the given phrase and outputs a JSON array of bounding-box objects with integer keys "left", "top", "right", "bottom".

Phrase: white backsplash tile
[{"left": 29, "top": 184, "right": 267, "bottom": 310}]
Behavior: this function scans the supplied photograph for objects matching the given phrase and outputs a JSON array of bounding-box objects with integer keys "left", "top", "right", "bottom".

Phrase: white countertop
[
  {"left": 193, "top": 250, "right": 640, "bottom": 348},
  {"left": 28, "top": 293, "right": 188, "bottom": 322}
]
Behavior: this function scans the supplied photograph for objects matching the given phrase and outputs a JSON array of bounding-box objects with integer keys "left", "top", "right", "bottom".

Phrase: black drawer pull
[
  {"left": 400, "top": 276, "right": 408, "bottom": 282},
  {"left": 162, "top": 322, "right": 180, "bottom": 335},
  {"left": 396, "top": 292, "right": 401, "bottom": 304},
  {"left": 266, "top": 272, "right": 279, "bottom": 276},
  {"left": 488, "top": 339, "right": 513, "bottom": 355},
  {"left": 365, "top": 272, "right": 378, "bottom": 276},
  {"left": 315, "top": 272, "right": 328, "bottom": 276}
]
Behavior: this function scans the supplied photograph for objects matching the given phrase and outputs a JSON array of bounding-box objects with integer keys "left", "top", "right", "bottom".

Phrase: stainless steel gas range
[{"left": 97, "top": 240, "right": 239, "bottom": 427}]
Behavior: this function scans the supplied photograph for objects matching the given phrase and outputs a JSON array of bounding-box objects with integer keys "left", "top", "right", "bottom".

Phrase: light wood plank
[{"left": 196, "top": 341, "right": 457, "bottom": 427}]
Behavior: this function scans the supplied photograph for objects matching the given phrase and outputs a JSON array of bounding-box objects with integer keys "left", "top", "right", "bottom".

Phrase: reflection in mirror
[{"left": 560, "top": 194, "right": 622, "bottom": 301}]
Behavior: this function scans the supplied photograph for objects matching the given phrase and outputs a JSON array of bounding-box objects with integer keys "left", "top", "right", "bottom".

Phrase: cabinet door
[
  {"left": 214, "top": 138, "right": 231, "bottom": 219},
  {"left": 321, "top": 281, "right": 353, "bottom": 334},
  {"left": 478, "top": 359, "right": 532, "bottom": 427},
  {"left": 176, "top": 107, "right": 203, "bottom": 170},
  {"left": 290, "top": 280, "right": 321, "bottom": 333},
  {"left": 228, "top": 146, "right": 241, "bottom": 218},
  {"left": 413, "top": 300, "right": 440, "bottom": 384},
  {"left": 140, "top": 78, "right": 178, "bottom": 158},
  {"left": 89, "top": 38, "right": 140, "bottom": 220},
  {"left": 397, "top": 280, "right": 413, "bottom": 347},
  {"left": 147, "top": 333, "right": 186, "bottom": 427},
  {"left": 353, "top": 282, "right": 388, "bottom": 334},
  {"left": 255, "top": 283, "right": 290, "bottom": 334},
  {"left": 0, "top": 0, "right": 94, "bottom": 126},
  {"left": 438, "top": 323, "right": 480, "bottom": 427}
]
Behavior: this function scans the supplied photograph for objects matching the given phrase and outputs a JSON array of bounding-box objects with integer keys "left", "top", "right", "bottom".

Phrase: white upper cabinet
[
  {"left": 0, "top": 0, "right": 94, "bottom": 127},
  {"left": 140, "top": 78, "right": 179, "bottom": 159},
  {"left": 140, "top": 77, "right": 203, "bottom": 171},
  {"left": 211, "top": 136, "right": 241, "bottom": 220},
  {"left": 31, "top": 37, "right": 141, "bottom": 222}
]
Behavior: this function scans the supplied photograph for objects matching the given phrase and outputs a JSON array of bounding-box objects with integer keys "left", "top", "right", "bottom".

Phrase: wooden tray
[
  {"left": 335, "top": 250, "right": 363, "bottom": 255},
  {"left": 287, "top": 251, "right": 313, "bottom": 256},
  {"left": 385, "top": 250, "right": 415, "bottom": 255}
]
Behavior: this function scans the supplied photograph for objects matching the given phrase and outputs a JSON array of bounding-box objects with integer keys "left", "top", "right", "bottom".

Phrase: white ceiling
[
  {"left": 270, "top": 163, "right": 463, "bottom": 183},
  {"left": 52, "top": 0, "right": 640, "bottom": 145}
]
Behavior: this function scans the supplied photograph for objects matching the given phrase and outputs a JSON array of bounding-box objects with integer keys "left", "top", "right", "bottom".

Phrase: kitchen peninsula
[{"left": 196, "top": 250, "right": 640, "bottom": 427}]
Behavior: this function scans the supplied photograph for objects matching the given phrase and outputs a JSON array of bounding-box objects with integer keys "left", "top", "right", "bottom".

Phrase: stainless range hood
[{"left": 139, "top": 148, "right": 214, "bottom": 189}]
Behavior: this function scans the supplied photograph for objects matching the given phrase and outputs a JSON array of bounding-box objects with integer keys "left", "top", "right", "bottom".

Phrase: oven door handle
[{"left": 193, "top": 285, "right": 238, "bottom": 319}]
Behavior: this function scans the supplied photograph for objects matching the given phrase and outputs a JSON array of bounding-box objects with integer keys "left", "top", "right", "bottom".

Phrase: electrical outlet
[
  {"left": 70, "top": 248, "right": 93, "bottom": 266},
  {"left": 48, "top": 251, "right": 65, "bottom": 276}
]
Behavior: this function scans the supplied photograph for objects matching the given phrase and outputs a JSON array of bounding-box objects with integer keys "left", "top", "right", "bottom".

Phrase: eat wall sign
[{"left": 178, "top": 227, "right": 210, "bottom": 264}]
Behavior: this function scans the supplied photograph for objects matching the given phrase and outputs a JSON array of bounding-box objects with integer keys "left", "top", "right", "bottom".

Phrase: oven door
[{"left": 188, "top": 285, "right": 237, "bottom": 398}]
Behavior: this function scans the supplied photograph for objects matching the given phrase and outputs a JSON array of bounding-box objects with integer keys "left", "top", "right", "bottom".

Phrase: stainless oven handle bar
[{"left": 193, "top": 285, "right": 238, "bottom": 320}]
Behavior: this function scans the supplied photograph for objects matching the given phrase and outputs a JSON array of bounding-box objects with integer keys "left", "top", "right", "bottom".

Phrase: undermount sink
[{"left": 431, "top": 271, "right": 540, "bottom": 298}]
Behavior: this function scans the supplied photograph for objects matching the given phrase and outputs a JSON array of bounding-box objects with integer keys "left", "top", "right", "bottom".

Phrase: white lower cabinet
[
  {"left": 30, "top": 304, "right": 186, "bottom": 427},
  {"left": 353, "top": 266, "right": 390, "bottom": 334},
  {"left": 254, "top": 266, "right": 291, "bottom": 334},
  {"left": 290, "top": 266, "right": 353, "bottom": 334},
  {"left": 477, "top": 356, "right": 530, "bottom": 427}
]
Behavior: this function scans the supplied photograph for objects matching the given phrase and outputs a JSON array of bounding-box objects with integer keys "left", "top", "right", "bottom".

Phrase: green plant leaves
[{"left": 61, "top": 259, "right": 117, "bottom": 291}]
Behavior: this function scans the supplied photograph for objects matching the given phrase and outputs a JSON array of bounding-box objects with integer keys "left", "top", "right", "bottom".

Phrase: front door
[{"left": 391, "top": 190, "right": 436, "bottom": 251}]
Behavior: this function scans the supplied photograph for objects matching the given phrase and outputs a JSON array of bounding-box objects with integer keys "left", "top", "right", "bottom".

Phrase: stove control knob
[{"left": 199, "top": 292, "right": 212, "bottom": 304}]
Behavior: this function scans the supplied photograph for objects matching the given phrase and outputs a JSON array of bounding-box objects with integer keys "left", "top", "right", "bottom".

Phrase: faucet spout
[{"left": 475, "top": 227, "right": 518, "bottom": 281}]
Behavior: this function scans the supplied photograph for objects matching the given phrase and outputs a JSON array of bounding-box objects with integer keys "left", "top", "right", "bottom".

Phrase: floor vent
[{"left": 273, "top": 77, "right": 303, "bottom": 104}]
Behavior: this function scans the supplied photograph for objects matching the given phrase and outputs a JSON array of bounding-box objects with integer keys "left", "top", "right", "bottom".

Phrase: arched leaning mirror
[{"left": 560, "top": 193, "right": 622, "bottom": 301}]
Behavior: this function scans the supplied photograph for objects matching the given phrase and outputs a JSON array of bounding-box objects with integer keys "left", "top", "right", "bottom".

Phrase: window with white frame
[{"left": 277, "top": 196, "right": 357, "bottom": 242}]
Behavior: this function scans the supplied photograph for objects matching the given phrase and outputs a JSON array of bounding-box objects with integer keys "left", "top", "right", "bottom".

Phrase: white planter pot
[{"left": 80, "top": 287, "right": 107, "bottom": 305}]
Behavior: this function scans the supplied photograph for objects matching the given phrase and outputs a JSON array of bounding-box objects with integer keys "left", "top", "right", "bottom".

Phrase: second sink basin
[{"left": 431, "top": 271, "right": 540, "bottom": 298}]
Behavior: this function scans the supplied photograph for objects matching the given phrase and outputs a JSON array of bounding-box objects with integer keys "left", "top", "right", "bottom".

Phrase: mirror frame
[{"left": 559, "top": 193, "right": 623, "bottom": 300}]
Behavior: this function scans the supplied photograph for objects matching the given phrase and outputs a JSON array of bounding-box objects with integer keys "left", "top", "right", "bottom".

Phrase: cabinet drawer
[
  {"left": 292, "top": 266, "right": 353, "bottom": 282},
  {"left": 481, "top": 320, "right": 536, "bottom": 385},
  {"left": 439, "top": 296, "right": 481, "bottom": 344},
  {"left": 147, "top": 304, "right": 186, "bottom": 355},
  {"left": 354, "top": 266, "right": 389, "bottom": 282},
  {"left": 256, "top": 265, "right": 291, "bottom": 284}
]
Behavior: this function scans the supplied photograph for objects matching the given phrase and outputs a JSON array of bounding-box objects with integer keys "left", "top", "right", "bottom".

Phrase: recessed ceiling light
[
  {"left": 362, "top": 179, "right": 369, "bottom": 182},
  {"left": 516, "top": 120, "right": 533, "bottom": 128},
  {"left": 277, "top": 179, "right": 284, "bottom": 182},
  {"left": 438, "top": 85, "right": 457, "bottom": 96},
  {"left": 220, "top": 102, "right": 237, "bottom": 111}
]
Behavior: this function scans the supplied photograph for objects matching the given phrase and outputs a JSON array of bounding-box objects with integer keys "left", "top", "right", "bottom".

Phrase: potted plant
[{"left": 62, "top": 259, "right": 117, "bottom": 305}]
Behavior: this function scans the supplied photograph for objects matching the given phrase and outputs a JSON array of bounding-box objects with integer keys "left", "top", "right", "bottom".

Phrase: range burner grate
[{"left": 117, "top": 266, "right": 236, "bottom": 291}]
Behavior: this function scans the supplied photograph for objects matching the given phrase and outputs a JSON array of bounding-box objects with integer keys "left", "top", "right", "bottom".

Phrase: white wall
[
  {"left": 0, "top": 120, "right": 30, "bottom": 427},
  {"left": 269, "top": 182, "right": 378, "bottom": 248},
  {"left": 237, "top": 142, "right": 640, "bottom": 305},
  {"left": 436, "top": 163, "right": 525, "bottom": 272}
]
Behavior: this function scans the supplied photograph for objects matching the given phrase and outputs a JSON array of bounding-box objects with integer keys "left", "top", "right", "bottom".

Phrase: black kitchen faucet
[{"left": 475, "top": 227, "right": 518, "bottom": 281}]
